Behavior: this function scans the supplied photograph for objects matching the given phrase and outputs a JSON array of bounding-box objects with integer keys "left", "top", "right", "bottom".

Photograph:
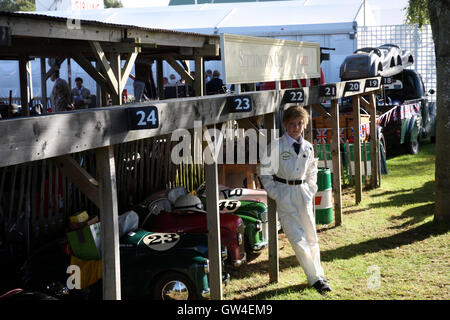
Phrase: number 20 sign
[{"left": 127, "top": 106, "right": 159, "bottom": 130}]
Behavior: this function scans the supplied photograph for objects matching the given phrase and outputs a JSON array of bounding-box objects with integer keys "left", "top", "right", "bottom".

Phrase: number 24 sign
[{"left": 127, "top": 106, "right": 159, "bottom": 130}]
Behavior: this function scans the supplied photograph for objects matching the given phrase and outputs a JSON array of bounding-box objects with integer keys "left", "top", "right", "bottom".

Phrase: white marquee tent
[{"left": 0, "top": 0, "right": 409, "bottom": 102}]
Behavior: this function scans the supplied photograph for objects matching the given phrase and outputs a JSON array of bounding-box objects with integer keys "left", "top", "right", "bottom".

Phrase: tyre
[{"left": 152, "top": 271, "right": 199, "bottom": 300}]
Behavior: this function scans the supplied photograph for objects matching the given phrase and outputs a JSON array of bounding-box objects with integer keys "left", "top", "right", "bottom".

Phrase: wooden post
[
  {"left": 205, "top": 162, "right": 223, "bottom": 300},
  {"left": 95, "top": 145, "right": 121, "bottom": 300},
  {"left": 156, "top": 59, "right": 164, "bottom": 100},
  {"left": 369, "top": 93, "right": 379, "bottom": 188},
  {"left": 331, "top": 100, "right": 342, "bottom": 226},
  {"left": 19, "top": 56, "right": 30, "bottom": 116},
  {"left": 264, "top": 112, "right": 279, "bottom": 283},
  {"left": 40, "top": 58, "right": 48, "bottom": 113},
  {"left": 194, "top": 56, "right": 204, "bottom": 97},
  {"left": 110, "top": 53, "right": 122, "bottom": 105},
  {"left": 67, "top": 58, "right": 72, "bottom": 90},
  {"left": 304, "top": 105, "right": 313, "bottom": 143},
  {"left": 363, "top": 141, "right": 368, "bottom": 186},
  {"left": 352, "top": 95, "right": 362, "bottom": 204}
]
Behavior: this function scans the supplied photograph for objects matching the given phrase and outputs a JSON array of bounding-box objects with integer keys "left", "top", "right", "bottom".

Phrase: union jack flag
[
  {"left": 316, "top": 128, "right": 327, "bottom": 144},
  {"left": 339, "top": 128, "right": 345, "bottom": 143}
]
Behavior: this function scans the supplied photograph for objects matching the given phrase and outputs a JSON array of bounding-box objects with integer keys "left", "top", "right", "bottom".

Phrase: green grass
[{"left": 223, "top": 141, "right": 449, "bottom": 300}]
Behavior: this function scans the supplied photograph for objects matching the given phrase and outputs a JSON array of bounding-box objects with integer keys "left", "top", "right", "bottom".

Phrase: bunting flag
[
  {"left": 316, "top": 128, "right": 328, "bottom": 144},
  {"left": 339, "top": 128, "right": 345, "bottom": 144}
]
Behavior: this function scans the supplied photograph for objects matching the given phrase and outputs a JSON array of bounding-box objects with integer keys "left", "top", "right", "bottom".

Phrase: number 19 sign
[{"left": 127, "top": 106, "right": 159, "bottom": 130}]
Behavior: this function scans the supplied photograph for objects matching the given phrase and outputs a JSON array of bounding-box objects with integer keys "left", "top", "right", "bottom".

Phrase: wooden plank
[
  {"left": 110, "top": 53, "right": 122, "bottom": 106},
  {"left": 121, "top": 52, "right": 138, "bottom": 94},
  {"left": 264, "top": 112, "right": 279, "bottom": 283},
  {"left": 39, "top": 160, "right": 46, "bottom": 233},
  {"left": 369, "top": 93, "right": 378, "bottom": 188},
  {"left": 72, "top": 54, "right": 109, "bottom": 89},
  {"left": 194, "top": 56, "right": 204, "bottom": 97},
  {"left": 156, "top": 59, "right": 164, "bottom": 100},
  {"left": 331, "top": 100, "right": 342, "bottom": 226},
  {"left": 166, "top": 56, "right": 194, "bottom": 86},
  {"left": 352, "top": 95, "right": 362, "bottom": 204},
  {"left": 205, "top": 161, "right": 223, "bottom": 300},
  {"left": 1, "top": 16, "right": 123, "bottom": 42},
  {"left": 95, "top": 145, "right": 121, "bottom": 300},
  {"left": 19, "top": 56, "right": 29, "bottom": 116},
  {"left": 40, "top": 58, "right": 48, "bottom": 113},
  {"left": 25, "top": 164, "right": 32, "bottom": 256},
  {"left": 52, "top": 155, "right": 100, "bottom": 207},
  {"left": 90, "top": 41, "right": 119, "bottom": 95},
  {"left": 0, "top": 79, "right": 382, "bottom": 168}
]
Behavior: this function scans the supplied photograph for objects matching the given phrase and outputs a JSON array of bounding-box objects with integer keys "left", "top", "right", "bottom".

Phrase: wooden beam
[
  {"left": 51, "top": 155, "right": 99, "bottom": 207},
  {"left": 95, "top": 145, "right": 121, "bottom": 300},
  {"left": 72, "top": 54, "right": 109, "bottom": 89},
  {"left": 194, "top": 56, "right": 204, "bottom": 97},
  {"left": 331, "top": 100, "right": 342, "bottom": 226},
  {"left": 205, "top": 162, "right": 223, "bottom": 300},
  {"left": 120, "top": 52, "right": 138, "bottom": 94},
  {"left": 369, "top": 93, "right": 379, "bottom": 188},
  {"left": 90, "top": 41, "right": 119, "bottom": 95},
  {"left": 353, "top": 95, "right": 362, "bottom": 204},
  {"left": 19, "top": 56, "right": 29, "bottom": 116},
  {"left": 156, "top": 59, "right": 164, "bottom": 100},
  {"left": 40, "top": 58, "right": 48, "bottom": 113},
  {"left": 110, "top": 53, "right": 122, "bottom": 106},
  {"left": 264, "top": 112, "right": 279, "bottom": 283},
  {"left": 0, "top": 78, "right": 382, "bottom": 168},
  {"left": 166, "top": 56, "right": 194, "bottom": 86}
]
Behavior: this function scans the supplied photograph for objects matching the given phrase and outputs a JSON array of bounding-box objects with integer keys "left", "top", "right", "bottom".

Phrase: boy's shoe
[{"left": 312, "top": 280, "right": 332, "bottom": 294}]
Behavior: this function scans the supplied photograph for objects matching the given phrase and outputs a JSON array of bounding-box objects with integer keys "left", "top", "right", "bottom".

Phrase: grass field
[{"left": 224, "top": 141, "right": 450, "bottom": 300}]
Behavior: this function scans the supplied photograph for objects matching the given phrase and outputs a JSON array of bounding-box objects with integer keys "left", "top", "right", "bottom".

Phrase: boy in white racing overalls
[{"left": 258, "top": 106, "right": 331, "bottom": 293}]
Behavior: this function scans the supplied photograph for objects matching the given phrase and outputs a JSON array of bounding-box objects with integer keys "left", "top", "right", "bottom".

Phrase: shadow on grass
[
  {"left": 388, "top": 203, "right": 435, "bottom": 229},
  {"left": 368, "top": 181, "right": 435, "bottom": 209},
  {"left": 243, "top": 283, "right": 310, "bottom": 300},
  {"left": 320, "top": 220, "right": 449, "bottom": 262},
  {"left": 230, "top": 220, "right": 449, "bottom": 280}
]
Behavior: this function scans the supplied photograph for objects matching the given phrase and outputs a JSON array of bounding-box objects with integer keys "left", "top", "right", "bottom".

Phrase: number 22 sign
[{"left": 127, "top": 106, "right": 159, "bottom": 130}]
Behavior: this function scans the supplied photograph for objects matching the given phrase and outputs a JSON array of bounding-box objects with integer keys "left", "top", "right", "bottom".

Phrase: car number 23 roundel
[
  {"left": 218, "top": 200, "right": 241, "bottom": 213},
  {"left": 143, "top": 232, "right": 180, "bottom": 251}
]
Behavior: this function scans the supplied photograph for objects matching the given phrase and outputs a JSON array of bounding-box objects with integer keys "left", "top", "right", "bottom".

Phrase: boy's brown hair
[{"left": 283, "top": 106, "right": 309, "bottom": 127}]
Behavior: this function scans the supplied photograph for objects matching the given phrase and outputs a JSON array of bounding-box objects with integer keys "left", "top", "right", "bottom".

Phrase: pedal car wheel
[{"left": 152, "top": 272, "right": 198, "bottom": 300}]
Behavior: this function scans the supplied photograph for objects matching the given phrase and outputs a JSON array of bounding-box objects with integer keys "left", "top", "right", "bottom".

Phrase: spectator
[
  {"left": 72, "top": 77, "right": 91, "bottom": 109},
  {"left": 206, "top": 70, "right": 225, "bottom": 95},
  {"left": 50, "top": 71, "right": 73, "bottom": 112},
  {"left": 205, "top": 69, "right": 212, "bottom": 83},
  {"left": 130, "top": 59, "right": 154, "bottom": 102},
  {"left": 169, "top": 74, "right": 177, "bottom": 85},
  {"left": 163, "top": 77, "right": 169, "bottom": 87}
]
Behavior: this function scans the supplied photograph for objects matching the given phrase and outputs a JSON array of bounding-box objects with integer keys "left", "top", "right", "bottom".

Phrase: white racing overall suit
[{"left": 259, "top": 134, "right": 325, "bottom": 286}]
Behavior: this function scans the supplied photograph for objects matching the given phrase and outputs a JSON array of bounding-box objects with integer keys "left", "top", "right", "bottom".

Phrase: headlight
[
  {"left": 221, "top": 247, "right": 228, "bottom": 260},
  {"left": 204, "top": 259, "right": 210, "bottom": 274},
  {"left": 255, "top": 220, "right": 263, "bottom": 232},
  {"left": 237, "top": 233, "right": 243, "bottom": 246}
]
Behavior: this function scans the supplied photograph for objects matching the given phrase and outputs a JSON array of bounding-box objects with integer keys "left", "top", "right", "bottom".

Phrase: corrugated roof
[{"left": 0, "top": 10, "right": 220, "bottom": 39}]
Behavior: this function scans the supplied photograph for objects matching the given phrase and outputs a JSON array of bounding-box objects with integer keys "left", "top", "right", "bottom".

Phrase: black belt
[{"left": 273, "top": 175, "right": 304, "bottom": 185}]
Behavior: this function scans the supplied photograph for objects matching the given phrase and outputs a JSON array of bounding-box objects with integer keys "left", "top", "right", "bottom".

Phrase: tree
[
  {"left": 104, "top": 0, "right": 123, "bottom": 8},
  {"left": 0, "top": 0, "right": 35, "bottom": 12},
  {"left": 406, "top": 0, "right": 450, "bottom": 223}
]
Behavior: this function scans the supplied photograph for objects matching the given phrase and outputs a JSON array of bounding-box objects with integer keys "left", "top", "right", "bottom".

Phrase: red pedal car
[{"left": 133, "top": 188, "right": 246, "bottom": 268}]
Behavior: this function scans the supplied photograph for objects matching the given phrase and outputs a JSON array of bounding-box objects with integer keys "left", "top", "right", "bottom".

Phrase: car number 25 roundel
[
  {"left": 218, "top": 200, "right": 241, "bottom": 213},
  {"left": 143, "top": 233, "right": 181, "bottom": 251}
]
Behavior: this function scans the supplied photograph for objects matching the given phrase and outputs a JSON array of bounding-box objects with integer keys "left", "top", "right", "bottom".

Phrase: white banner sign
[{"left": 220, "top": 33, "right": 320, "bottom": 84}]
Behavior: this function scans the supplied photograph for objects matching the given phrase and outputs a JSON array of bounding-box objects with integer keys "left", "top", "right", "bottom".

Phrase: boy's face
[{"left": 283, "top": 116, "right": 304, "bottom": 141}]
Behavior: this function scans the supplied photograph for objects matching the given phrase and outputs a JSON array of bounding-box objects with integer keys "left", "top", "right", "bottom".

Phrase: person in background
[
  {"left": 258, "top": 105, "right": 332, "bottom": 294},
  {"left": 72, "top": 77, "right": 91, "bottom": 109},
  {"left": 130, "top": 59, "right": 153, "bottom": 102},
  {"left": 50, "top": 70, "right": 73, "bottom": 112},
  {"left": 206, "top": 70, "right": 225, "bottom": 95},
  {"left": 205, "top": 69, "right": 212, "bottom": 83},
  {"left": 169, "top": 74, "right": 177, "bottom": 85}
]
